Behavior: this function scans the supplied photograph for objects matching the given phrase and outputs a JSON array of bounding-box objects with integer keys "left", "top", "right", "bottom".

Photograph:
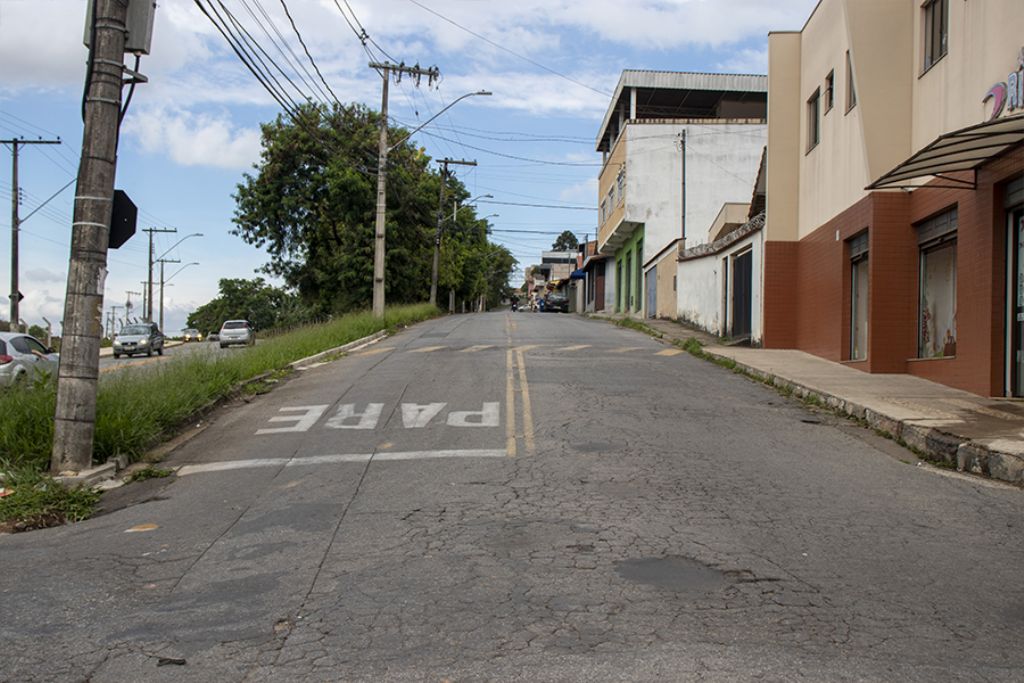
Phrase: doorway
[
  {"left": 646, "top": 268, "right": 657, "bottom": 318},
  {"left": 731, "top": 250, "right": 752, "bottom": 338},
  {"left": 1010, "top": 209, "right": 1024, "bottom": 396}
]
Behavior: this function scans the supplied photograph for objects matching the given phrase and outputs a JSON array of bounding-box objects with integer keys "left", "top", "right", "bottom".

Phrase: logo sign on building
[{"left": 983, "top": 47, "right": 1024, "bottom": 121}]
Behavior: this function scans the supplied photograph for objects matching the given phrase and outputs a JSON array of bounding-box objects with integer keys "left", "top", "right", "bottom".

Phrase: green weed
[
  {"left": 0, "top": 468, "right": 100, "bottom": 532},
  {"left": 127, "top": 466, "right": 174, "bottom": 482}
]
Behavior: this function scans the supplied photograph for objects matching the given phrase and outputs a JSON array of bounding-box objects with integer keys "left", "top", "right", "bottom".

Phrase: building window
[
  {"left": 824, "top": 70, "right": 835, "bottom": 113},
  {"left": 922, "top": 0, "right": 948, "bottom": 73},
  {"left": 917, "top": 208, "right": 957, "bottom": 358},
  {"left": 807, "top": 88, "right": 821, "bottom": 151},
  {"left": 845, "top": 50, "right": 857, "bottom": 112},
  {"left": 616, "top": 168, "right": 625, "bottom": 205},
  {"left": 849, "top": 231, "right": 869, "bottom": 361}
]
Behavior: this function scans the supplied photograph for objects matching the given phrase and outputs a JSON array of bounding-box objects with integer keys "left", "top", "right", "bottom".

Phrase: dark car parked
[{"left": 544, "top": 293, "right": 570, "bottom": 313}]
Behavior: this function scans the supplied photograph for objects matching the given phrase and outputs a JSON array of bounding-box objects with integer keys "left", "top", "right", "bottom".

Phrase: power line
[
  {"left": 241, "top": 0, "right": 332, "bottom": 103},
  {"left": 406, "top": 0, "right": 610, "bottom": 98},
  {"left": 277, "top": 0, "right": 341, "bottom": 105},
  {"left": 412, "top": 128, "right": 601, "bottom": 167},
  {"left": 477, "top": 199, "right": 596, "bottom": 211}
]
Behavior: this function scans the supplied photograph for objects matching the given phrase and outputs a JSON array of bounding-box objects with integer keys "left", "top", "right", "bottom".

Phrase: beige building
[{"left": 764, "top": 0, "right": 1024, "bottom": 396}]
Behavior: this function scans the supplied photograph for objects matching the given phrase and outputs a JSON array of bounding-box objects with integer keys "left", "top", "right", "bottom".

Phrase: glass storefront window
[{"left": 919, "top": 240, "right": 957, "bottom": 357}]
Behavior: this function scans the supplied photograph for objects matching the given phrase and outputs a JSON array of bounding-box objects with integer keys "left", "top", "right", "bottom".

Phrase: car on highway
[
  {"left": 543, "top": 293, "right": 570, "bottom": 313},
  {"left": 182, "top": 328, "right": 203, "bottom": 342},
  {"left": 219, "top": 320, "right": 255, "bottom": 348},
  {"left": 0, "top": 332, "right": 59, "bottom": 388},
  {"left": 113, "top": 322, "right": 164, "bottom": 358}
]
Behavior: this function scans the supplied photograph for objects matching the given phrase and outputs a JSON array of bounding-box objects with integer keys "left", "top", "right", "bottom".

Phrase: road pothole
[{"left": 615, "top": 555, "right": 731, "bottom": 594}]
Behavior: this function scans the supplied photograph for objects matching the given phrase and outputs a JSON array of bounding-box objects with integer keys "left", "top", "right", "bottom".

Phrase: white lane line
[
  {"left": 562, "top": 344, "right": 591, "bottom": 352},
  {"left": 513, "top": 344, "right": 541, "bottom": 352},
  {"left": 177, "top": 449, "right": 507, "bottom": 476},
  {"left": 610, "top": 346, "right": 643, "bottom": 353},
  {"left": 409, "top": 345, "right": 446, "bottom": 353},
  {"left": 461, "top": 344, "right": 495, "bottom": 353},
  {"left": 655, "top": 348, "right": 684, "bottom": 356}
]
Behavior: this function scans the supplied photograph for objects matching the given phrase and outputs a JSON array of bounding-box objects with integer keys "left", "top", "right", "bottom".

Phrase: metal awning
[{"left": 867, "top": 113, "right": 1024, "bottom": 190}]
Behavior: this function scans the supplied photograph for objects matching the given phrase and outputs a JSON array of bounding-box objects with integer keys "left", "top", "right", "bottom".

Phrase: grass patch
[
  {"left": 0, "top": 304, "right": 440, "bottom": 474},
  {"left": 0, "top": 469, "right": 100, "bottom": 533},
  {"left": 615, "top": 318, "right": 664, "bottom": 338},
  {"left": 127, "top": 466, "right": 174, "bottom": 483}
]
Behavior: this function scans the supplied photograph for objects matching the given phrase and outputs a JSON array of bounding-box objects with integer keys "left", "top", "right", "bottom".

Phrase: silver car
[
  {"left": 113, "top": 322, "right": 164, "bottom": 358},
  {"left": 219, "top": 320, "right": 255, "bottom": 348},
  {"left": 0, "top": 332, "right": 59, "bottom": 388}
]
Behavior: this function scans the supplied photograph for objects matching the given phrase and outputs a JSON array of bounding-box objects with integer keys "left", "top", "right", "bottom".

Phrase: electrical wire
[
  {"left": 242, "top": 0, "right": 332, "bottom": 103},
  {"left": 277, "top": 0, "right": 341, "bottom": 105},
  {"left": 406, "top": 0, "right": 610, "bottom": 98}
]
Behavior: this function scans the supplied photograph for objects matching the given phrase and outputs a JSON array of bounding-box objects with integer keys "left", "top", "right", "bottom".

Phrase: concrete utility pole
[
  {"left": 430, "top": 158, "right": 476, "bottom": 307},
  {"left": 144, "top": 226, "right": 175, "bottom": 321},
  {"left": 156, "top": 257, "right": 179, "bottom": 331},
  {"left": 51, "top": 0, "right": 132, "bottom": 474},
  {"left": 368, "top": 61, "right": 441, "bottom": 318},
  {"left": 2, "top": 137, "right": 61, "bottom": 330}
]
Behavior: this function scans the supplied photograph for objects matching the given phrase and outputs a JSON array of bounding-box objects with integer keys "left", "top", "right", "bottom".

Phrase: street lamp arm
[
  {"left": 156, "top": 232, "right": 204, "bottom": 261},
  {"left": 166, "top": 261, "right": 200, "bottom": 283},
  {"left": 388, "top": 90, "right": 492, "bottom": 152}
]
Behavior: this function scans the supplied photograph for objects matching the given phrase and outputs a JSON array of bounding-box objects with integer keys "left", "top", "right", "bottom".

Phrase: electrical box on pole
[{"left": 84, "top": 0, "right": 156, "bottom": 55}]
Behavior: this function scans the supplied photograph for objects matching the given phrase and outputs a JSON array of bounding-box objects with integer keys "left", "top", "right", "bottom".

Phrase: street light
[
  {"left": 148, "top": 232, "right": 203, "bottom": 322},
  {"left": 374, "top": 90, "right": 492, "bottom": 318},
  {"left": 453, "top": 194, "right": 493, "bottom": 220},
  {"left": 159, "top": 261, "right": 199, "bottom": 333}
]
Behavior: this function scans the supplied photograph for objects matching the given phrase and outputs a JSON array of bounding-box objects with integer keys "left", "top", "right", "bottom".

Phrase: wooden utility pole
[
  {"left": 430, "top": 158, "right": 476, "bottom": 306},
  {"left": 369, "top": 61, "right": 440, "bottom": 318},
  {"left": 51, "top": 0, "right": 131, "bottom": 474},
  {"left": 2, "top": 137, "right": 61, "bottom": 330}
]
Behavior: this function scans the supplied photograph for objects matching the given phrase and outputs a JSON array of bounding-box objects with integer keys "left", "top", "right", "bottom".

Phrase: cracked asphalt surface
[{"left": 2, "top": 312, "right": 1023, "bottom": 681}]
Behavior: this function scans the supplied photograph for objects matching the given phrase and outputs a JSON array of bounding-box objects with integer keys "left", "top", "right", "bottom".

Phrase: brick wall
[{"left": 762, "top": 241, "right": 798, "bottom": 347}]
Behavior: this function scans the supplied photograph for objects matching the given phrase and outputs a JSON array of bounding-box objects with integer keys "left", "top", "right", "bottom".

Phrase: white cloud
[
  {"left": 122, "top": 107, "right": 262, "bottom": 170},
  {"left": 559, "top": 178, "right": 598, "bottom": 202},
  {"left": 715, "top": 48, "right": 769, "bottom": 75},
  {"left": 24, "top": 267, "right": 65, "bottom": 283}
]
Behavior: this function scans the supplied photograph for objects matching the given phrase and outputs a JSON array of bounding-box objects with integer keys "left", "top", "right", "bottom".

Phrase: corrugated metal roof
[{"left": 596, "top": 70, "right": 768, "bottom": 149}]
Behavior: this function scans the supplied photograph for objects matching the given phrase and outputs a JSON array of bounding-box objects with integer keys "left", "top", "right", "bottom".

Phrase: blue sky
[{"left": 0, "top": 0, "right": 818, "bottom": 334}]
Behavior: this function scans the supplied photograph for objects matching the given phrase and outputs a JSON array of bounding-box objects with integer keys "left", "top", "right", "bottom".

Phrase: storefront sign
[{"left": 984, "top": 47, "right": 1024, "bottom": 121}]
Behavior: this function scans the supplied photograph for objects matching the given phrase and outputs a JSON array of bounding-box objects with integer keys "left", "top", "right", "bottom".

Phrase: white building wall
[
  {"left": 676, "top": 230, "right": 763, "bottom": 342},
  {"left": 624, "top": 122, "right": 766, "bottom": 266},
  {"left": 603, "top": 259, "right": 616, "bottom": 311}
]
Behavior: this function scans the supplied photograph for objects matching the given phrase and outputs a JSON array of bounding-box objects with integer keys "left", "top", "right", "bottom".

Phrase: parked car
[
  {"left": 182, "top": 328, "right": 203, "bottom": 342},
  {"left": 219, "top": 320, "right": 255, "bottom": 348},
  {"left": 0, "top": 332, "right": 59, "bottom": 387},
  {"left": 207, "top": 331, "right": 219, "bottom": 342},
  {"left": 113, "top": 322, "right": 164, "bottom": 358},
  {"left": 544, "top": 293, "right": 570, "bottom": 313}
]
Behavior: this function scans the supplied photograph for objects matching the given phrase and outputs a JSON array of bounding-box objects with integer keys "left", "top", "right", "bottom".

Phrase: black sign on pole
[{"left": 109, "top": 190, "right": 137, "bottom": 249}]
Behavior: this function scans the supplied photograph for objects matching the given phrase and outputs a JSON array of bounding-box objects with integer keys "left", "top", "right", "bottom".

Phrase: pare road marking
[
  {"left": 409, "top": 345, "right": 446, "bottom": 353},
  {"left": 256, "top": 402, "right": 501, "bottom": 434},
  {"left": 460, "top": 345, "right": 495, "bottom": 353},
  {"left": 177, "top": 449, "right": 508, "bottom": 476},
  {"left": 655, "top": 348, "right": 684, "bottom": 356},
  {"left": 562, "top": 344, "right": 592, "bottom": 352}
]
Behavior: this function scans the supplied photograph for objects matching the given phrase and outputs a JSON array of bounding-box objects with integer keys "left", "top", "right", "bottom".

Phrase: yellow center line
[
  {"left": 515, "top": 349, "right": 536, "bottom": 456},
  {"left": 505, "top": 348, "right": 517, "bottom": 458},
  {"left": 655, "top": 348, "right": 684, "bottom": 356}
]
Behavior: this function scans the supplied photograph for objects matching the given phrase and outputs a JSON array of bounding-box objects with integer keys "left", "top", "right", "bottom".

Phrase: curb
[
  {"left": 289, "top": 330, "right": 388, "bottom": 369},
  {"left": 699, "top": 346, "right": 1024, "bottom": 487}
]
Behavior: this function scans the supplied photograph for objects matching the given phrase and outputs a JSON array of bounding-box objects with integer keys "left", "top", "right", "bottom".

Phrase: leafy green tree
[
  {"left": 27, "top": 324, "right": 47, "bottom": 341},
  {"left": 551, "top": 230, "right": 579, "bottom": 251},
  {"left": 233, "top": 103, "right": 438, "bottom": 315},
  {"left": 186, "top": 278, "right": 308, "bottom": 333}
]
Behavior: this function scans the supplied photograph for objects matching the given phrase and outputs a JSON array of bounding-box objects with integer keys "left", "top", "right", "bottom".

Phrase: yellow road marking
[
  {"left": 562, "top": 344, "right": 591, "bottom": 352},
  {"left": 515, "top": 349, "right": 536, "bottom": 456},
  {"left": 124, "top": 523, "right": 159, "bottom": 533},
  {"left": 505, "top": 349, "right": 517, "bottom": 458},
  {"left": 610, "top": 346, "right": 643, "bottom": 353},
  {"left": 408, "top": 345, "right": 445, "bottom": 353},
  {"left": 655, "top": 348, "right": 684, "bottom": 356},
  {"left": 513, "top": 344, "right": 540, "bottom": 353},
  {"left": 461, "top": 344, "right": 494, "bottom": 353}
]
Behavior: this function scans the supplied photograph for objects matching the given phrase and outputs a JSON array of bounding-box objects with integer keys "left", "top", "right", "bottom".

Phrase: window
[
  {"left": 824, "top": 70, "right": 835, "bottom": 112},
  {"left": 845, "top": 51, "right": 857, "bottom": 112},
  {"left": 849, "top": 232, "right": 869, "bottom": 361},
  {"left": 616, "top": 168, "right": 625, "bottom": 204},
  {"left": 922, "top": 0, "right": 948, "bottom": 72},
  {"left": 807, "top": 88, "right": 821, "bottom": 151},
  {"left": 917, "top": 208, "right": 957, "bottom": 357}
]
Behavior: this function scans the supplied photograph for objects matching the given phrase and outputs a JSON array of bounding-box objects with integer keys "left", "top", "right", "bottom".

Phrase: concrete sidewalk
[{"left": 594, "top": 314, "right": 1024, "bottom": 485}]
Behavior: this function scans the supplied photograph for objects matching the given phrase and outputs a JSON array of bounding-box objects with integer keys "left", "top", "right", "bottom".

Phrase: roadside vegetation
[{"left": 0, "top": 304, "right": 439, "bottom": 475}]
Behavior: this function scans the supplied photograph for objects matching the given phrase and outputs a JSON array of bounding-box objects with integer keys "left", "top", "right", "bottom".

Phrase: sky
[{"left": 0, "top": 0, "right": 819, "bottom": 335}]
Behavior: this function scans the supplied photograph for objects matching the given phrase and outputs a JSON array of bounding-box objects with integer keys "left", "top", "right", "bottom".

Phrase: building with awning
[{"left": 762, "top": 0, "right": 1024, "bottom": 397}]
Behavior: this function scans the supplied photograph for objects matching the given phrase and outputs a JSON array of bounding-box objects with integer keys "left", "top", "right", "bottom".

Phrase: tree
[
  {"left": 27, "top": 324, "right": 47, "bottom": 340},
  {"left": 186, "top": 278, "right": 308, "bottom": 333},
  {"left": 233, "top": 103, "right": 438, "bottom": 316},
  {"left": 552, "top": 230, "right": 579, "bottom": 251}
]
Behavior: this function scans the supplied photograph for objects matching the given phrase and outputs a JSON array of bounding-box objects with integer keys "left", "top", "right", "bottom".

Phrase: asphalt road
[
  {"left": 2, "top": 312, "right": 1022, "bottom": 681},
  {"left": 99, "top": 339, "right": 254, "bottom": 373}
]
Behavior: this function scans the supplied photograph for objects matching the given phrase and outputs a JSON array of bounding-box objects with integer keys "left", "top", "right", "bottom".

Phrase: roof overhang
[{"left": 867, "top": 113, "right": 1024, "bottom": 191}]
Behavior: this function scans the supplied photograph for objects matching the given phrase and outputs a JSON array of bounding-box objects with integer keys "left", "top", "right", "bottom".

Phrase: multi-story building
[
  {"left": 764, "top": 0, "right": 1024, "bottom": 396},
  {"left": 594, "top": 70, "right": 768, "bottom": 318}
]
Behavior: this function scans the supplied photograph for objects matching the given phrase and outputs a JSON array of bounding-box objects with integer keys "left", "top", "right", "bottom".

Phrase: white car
[
  {"left": 0, "top": 332, "right": 59, "bottom": 387},
  {"left": 219, "top": 320, "right": 255, "bottom": 348}
]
